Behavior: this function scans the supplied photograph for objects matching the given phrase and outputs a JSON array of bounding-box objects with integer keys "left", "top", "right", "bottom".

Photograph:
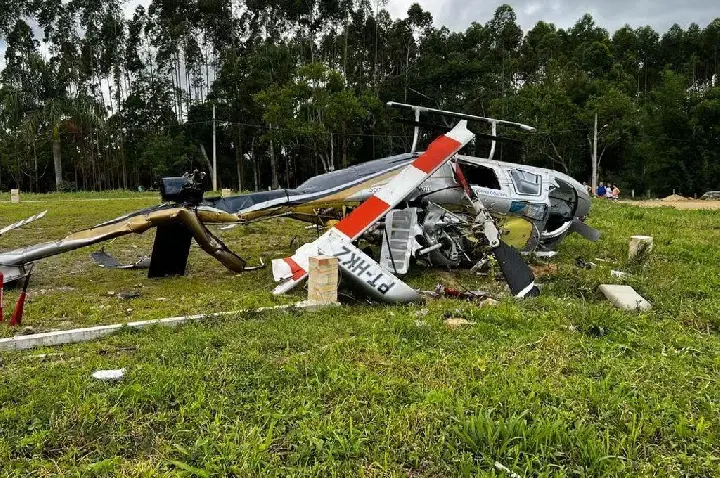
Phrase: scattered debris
[
  {"left": 479, "top": 297, "right": 499, "bottom": 307},
  {"left": 91, "top": 369, "right": 126, "bottom": 381},
  {"left": 117, "top": 291, "right": 141, "bottom": 300},
  {"left": 525, "top": 250, "right": 558, "bottom": 258},
  {"left": 598, "top": 284, "right": 651, "bottom": 311},
  {"left": 28, "top": 352, "right": 64, "bottom": 361},
  {"left": 415, "top": 320, "right": 428, "bottom": 327},
  {"left": 19, "top": 326, "right": 36, "bottom": 335},
  {"left": 32, "top": 286, "right": 77, "bottom": 296},
  {"left": 610, "top": 270, "right": 628, "bottom": 278},
  {"left": 494, "top": 461, "right": 521, "bottom": 478},
  {"left": 91, "top": 248, "right": 150, "bottom": 269},
  {"left": 444, "top": 318, "right": 476, "bottom": 328},
  {"left": 700, "top": 191, "right": 720, "bottom": 200},
  {"left": 576, "top": 257, "right": 597, "bottom": 269},
  {"left": 421, "top": 284, "right": 494, "bottom": 303},
  {"left": 413, "top": 308, "right": 429, "bottom": 318}
]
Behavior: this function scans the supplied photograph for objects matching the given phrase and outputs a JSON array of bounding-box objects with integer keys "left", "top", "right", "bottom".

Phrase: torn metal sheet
[{"left": 90, "top": 248, "right": 150, "bottom": 270}]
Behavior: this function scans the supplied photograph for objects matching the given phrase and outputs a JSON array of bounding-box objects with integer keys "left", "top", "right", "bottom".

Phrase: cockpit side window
[
  {"left": 510, "top": 169, "right": 542, "bottom": 196},
  {"left": 458, "top": 163, "right": 501, "bottom": 190}
]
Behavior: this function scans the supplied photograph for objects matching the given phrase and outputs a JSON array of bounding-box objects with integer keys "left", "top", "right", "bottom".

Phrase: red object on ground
[
  {"left": 9, "top": 270, "right": 31, "bottom": 327},
  {"left": 0, "top": 272, "right": 4, "bottom": 322},
  {"left": 9, "top": 292, "right": 25, "bottom": 326}
]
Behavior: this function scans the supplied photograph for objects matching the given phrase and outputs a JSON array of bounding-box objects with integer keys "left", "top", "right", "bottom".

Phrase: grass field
[{"left": 0, "top": 193, "right": 719, "bottom": 476}]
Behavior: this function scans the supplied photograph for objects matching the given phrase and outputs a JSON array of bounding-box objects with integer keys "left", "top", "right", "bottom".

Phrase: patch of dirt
[
  {"left": 623, "top": 200, "right": 720, "bottom": 210},
  {"left": 662, "top": 194, "right": 690, "bottom": 202},
  {"left": 531, "top": 263, "right": 559, "bottom": 277}
]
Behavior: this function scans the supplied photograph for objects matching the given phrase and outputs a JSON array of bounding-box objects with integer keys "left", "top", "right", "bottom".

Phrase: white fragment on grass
[
  {"left": 598, "top": 284, "right": 652, "bottom": 311},
  {"left": 444, "top": 318, "right": 476, "bottom": 327},
  {"left": 521, "top": 250, "right": 557, "bottom": 258},
  {"left": 413, "top": 308, "right": 429, "bottom": 318},
  {"left": 494, "top": 461, "right": 521, "bottom": 478},
  {"left": 611, "top": 270, "right": 628, "bottom": 278},
  {"left": 0, "top": 303, "right": 312, "bottom": 352},
  {"left": 92, "top": 369, "right": 125, "bottom": 381},
  {"left": 415, "top": 320, "right": 428, "bottom": 327}
]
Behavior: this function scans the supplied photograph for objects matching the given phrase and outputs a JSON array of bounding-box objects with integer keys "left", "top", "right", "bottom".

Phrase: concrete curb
[{"left": 0, "top": 304, "right": 309, "bottom": 352}]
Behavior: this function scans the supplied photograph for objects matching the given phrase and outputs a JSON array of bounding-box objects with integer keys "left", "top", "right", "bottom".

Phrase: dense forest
[{"left": 0, "top": 1, "right": 719, "bottom": 196}]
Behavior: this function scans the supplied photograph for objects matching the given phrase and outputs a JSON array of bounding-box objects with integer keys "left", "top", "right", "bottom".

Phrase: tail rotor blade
[{"left": 492, "top": 241, "right": 539, "bottom": 298}]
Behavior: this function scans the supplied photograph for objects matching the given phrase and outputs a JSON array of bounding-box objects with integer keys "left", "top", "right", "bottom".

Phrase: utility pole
[
  {"left": 212, "top": 103, "right": 217, "bottom": 191},
  {"left": 592, "top": 112, "right": 598, "bottom": 195}
]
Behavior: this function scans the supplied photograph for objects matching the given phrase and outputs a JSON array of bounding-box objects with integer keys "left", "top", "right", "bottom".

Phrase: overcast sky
[
  {"left": 385, "top": 0, "right": 720, "bottom": 32},
  {"left": 3, "top": 0, "right": 720, "bottom": 68}
]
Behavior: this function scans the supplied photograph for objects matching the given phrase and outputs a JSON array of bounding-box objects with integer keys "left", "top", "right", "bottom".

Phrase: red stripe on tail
[
  {"left": 284, "top": 257, "right": 306, "bottom": 280},
  {"left": 413, "top": 136, "right": 462, "bottom": 173},
  {"left": 335, "top": 195, "right": 390, "bottom": 240}
]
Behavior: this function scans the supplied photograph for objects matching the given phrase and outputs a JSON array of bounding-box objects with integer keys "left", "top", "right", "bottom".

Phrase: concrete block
[
  {"left": 10, "top": 189, "right": 19, "bottom": 203},
  {"left": 307, "top": 255, "right": 338, "bottom": 304},
  {"left": 629, "top": 235, "right": 653, "bottom": 261},
  {"left": 599, "top": 284, "right": 651, "bottom": 311}
]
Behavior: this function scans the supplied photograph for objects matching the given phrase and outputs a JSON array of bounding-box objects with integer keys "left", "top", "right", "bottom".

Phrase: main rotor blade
[
  {"left": 492, "top": 241, "right": 539, "bottom": 298},
  {"left": 394, "top": 118, "right": 524, "bottom": 144}
]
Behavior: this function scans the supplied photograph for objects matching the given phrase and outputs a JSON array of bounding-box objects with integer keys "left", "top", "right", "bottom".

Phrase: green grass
[{"left": 0, "top": 194, "right": 719, "bottom": 476}]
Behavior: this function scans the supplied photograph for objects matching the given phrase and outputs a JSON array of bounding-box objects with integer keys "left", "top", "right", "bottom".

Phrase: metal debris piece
[
  {"left": 598, "top": 284, "right": 651, "bottom": 311},
  {"left": 91, "top": 248, "right": 150, "bottom": 270},
  {"left": 576, "top": 257, "right": 597, "bottom": 269}
]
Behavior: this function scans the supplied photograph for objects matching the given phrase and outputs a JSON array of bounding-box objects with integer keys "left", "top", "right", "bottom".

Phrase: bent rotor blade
[
  {"left": 272, "top": 120, "right": 475, "bottom": 301},
  {"left": 0, "top": 210, "right": 47, "bottom": 236},
  {"left": 492, "top": 241, "right": 539, "bottom": 298}
]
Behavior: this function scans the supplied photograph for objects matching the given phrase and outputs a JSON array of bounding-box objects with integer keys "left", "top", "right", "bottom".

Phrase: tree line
[{"left": 1, "top": 1, "right": 719, "bottom": 197}]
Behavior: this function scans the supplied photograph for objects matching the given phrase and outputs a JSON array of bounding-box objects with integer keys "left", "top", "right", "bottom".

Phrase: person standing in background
[{"left": 596, "top": 182, "right": 606, "bottom": 198}]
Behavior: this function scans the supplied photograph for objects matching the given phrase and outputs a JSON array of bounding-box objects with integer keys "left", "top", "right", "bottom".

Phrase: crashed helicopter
[{"left": 0, "top": 102, "right": 599, "bottom": 302}]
